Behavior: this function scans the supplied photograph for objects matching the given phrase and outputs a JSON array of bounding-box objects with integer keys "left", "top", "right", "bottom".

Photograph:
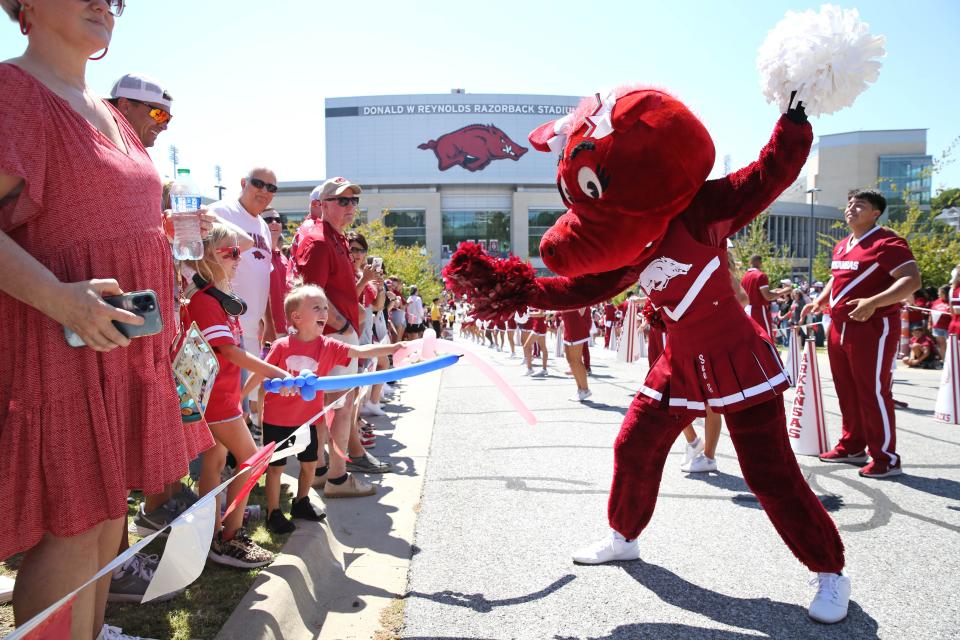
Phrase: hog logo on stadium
[
  {"left": 639, "top": 257, "right": 693, "bottom": 292},
  {"left": 419, "top": 124, "right": 528, "bottom": 172}
]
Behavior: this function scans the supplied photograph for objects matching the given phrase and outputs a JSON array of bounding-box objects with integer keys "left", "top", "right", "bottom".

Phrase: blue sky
[{"left": 3, "top": 0, "right": 957, "bottom": 200}]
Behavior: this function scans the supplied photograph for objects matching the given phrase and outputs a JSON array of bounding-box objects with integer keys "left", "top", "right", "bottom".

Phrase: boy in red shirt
[
  {"left": 902, "top": 326, "right": 936, "bottom": 368},
  {"left": 244, "top": 285, "right": 404, "bottom": 532}
]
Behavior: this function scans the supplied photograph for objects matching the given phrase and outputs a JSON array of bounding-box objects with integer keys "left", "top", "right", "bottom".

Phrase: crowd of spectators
[{"left": 0, "top": 5, "right": 444, "bottom": 635}]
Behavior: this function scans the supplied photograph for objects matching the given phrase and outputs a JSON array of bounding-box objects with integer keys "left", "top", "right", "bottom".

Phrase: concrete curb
[{"left": 216, "top": 369, "right": 443, "bottom": 640}]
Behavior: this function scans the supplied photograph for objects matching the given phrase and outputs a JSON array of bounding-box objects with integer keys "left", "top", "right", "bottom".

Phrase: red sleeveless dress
[
  {"left": 636, "top": 213, "right": 788, "bottom": 416},
  {"left": 0, "top": 65, "right": 212, "bottom": 559}
]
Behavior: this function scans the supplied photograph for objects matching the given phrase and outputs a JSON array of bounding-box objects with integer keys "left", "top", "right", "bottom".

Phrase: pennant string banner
[{"left": 8, "top": 341, "right": 488, "bottom": 635}]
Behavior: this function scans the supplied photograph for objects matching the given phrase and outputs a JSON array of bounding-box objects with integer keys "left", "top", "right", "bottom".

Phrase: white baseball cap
[
  {"left": 110, "top": 73, "right": 173, "bottom": 114},
  {"left": 309, "top": 177, "right": 362, "bottom": 203}
]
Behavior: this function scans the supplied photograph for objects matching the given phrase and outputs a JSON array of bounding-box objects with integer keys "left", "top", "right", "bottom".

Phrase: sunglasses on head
[
  {"left": 249, "top": 177, "right": 278, "bottom": 193},
  {"left": 128, "top": 99, "right": 171, "bottom": 125},
  {"left": 324, "top": 196, "right": 360, "bottom": 207},
  {"left": 84, "top": 0, "right": 125, "bottom": 16},
  {"left": 216, "top": 245, "right": 241, "bottom": 259}
]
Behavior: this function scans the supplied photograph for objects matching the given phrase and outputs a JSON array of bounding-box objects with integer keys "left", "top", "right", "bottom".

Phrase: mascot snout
[{"left": 539, "top": 208, "right": 669, "bottom": 278}]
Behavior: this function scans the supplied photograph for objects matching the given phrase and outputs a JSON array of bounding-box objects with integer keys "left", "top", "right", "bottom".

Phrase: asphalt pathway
[{"left": 402, "top": 340, "right": 960, "bottom": 640}]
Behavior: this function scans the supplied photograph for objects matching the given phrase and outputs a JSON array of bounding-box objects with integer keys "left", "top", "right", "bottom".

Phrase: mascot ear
[
  {"left": 611, "top": 91, "right": 665, "bottom": 132},
  {"left": 529, "top": 119, "right": 560, "bottom": 153}
]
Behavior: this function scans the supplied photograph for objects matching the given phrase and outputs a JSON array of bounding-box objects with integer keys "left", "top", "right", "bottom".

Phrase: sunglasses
[
  {"left": 349, "top": 246, "right": 367, "bottom": 254},
  {"left": 324, "top": 196, "right": 360, "bottom": 207},
  {"left": 127, "top": 99, "right": 171, "bottom": 125},
  {"left": 216, "top": 245, "right": 241, "bottom": 260},
  {"left": 262, "top": 216, "right": 282, "bottom": 224},
  {"left": 84, "top": 0, "right": 125, "bottom": 17},
  {"left": 249, "top": 177, "right": 278, "bottom": 193}
]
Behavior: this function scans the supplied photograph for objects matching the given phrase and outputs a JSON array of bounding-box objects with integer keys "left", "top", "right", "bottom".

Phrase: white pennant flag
[
  {"left": 608, "top": 325, "right": 619, "bottom": 352},
  {"left": 787, "top": 338, "right": 830, "bottom": 456},
  {"left": 781, "top": 328, "right": 801, "bottom": 386},
  {"left": 935, "top": 334, "right": 960, "bottom": 424},
  {"left": 617, "top": 300, "right": 642, "bottom": 363},
  {"left": 554, "top": 321, "right": 564, "bottom": 358},
  {"left": 269, "top": 422, "right": 312, "bottom": 463},
  {"left": 142, "top": 486, "right": 221, "bottom": 603}
]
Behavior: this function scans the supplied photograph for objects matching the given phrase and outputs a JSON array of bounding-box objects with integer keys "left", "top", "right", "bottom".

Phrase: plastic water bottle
[{"left": 170, "top": 168, "right": 203, "bottom": 260}]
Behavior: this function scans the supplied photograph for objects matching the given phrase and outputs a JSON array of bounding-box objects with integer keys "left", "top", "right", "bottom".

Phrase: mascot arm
[
  {"left": 443, "top": 242, "right": 642, "bottom": 318},
  {"left": 527, "top": 264, "right": 645, "bottom": 312},
  {"left": 687, "top": 115, "right": 813, "bottom": 246}
]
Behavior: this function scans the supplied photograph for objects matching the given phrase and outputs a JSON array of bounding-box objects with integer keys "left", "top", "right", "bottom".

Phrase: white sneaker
[
  {"left": 682, "top": 437, "right": 704, "bottom": 468},
  {"left": 569, "top": 388, "right": 592, "bottom": 402},
  {"left": 808, "top": 572, "right": 851, "bottom": 624},
  {"left": 572, "top": 530, "right": 640, "bottom": 564},
  {"left": 532, "top": 368, "right": 548, "bottom": 377},
  {"left": 360, "top": 401, "right": 387, "bottom": 417},
  {"left": 98, "top": 625, "right": 158, "bottom": 640},
  {"left": 523, "top": 368, "right": 534, "bottom": 376},
  {"left": 681, "top": 452, "right": 717, "bottom": 473}
]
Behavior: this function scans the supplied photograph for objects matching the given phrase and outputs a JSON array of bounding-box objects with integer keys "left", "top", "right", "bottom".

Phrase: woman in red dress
[{"left": 0, "top": 2, "right": 197, "bottom": 636}]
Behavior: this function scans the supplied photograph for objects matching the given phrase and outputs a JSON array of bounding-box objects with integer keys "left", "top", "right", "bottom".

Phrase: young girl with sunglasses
[{"left": 182, "top": 223, "right": 296, "bottom": 569}]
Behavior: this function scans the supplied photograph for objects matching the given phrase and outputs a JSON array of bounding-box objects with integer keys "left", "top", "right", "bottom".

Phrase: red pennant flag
[
  {"left": 222, "top": 443, "right": 276, "bottom": 520},
  {"left": 21, "top": 596, "right": 75, "bottom": 640}
]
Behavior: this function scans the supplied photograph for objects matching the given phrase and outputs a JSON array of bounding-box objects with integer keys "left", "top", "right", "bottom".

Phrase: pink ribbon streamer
[{"left": 394, "top": 334, "right": 537, "bottom": 425}]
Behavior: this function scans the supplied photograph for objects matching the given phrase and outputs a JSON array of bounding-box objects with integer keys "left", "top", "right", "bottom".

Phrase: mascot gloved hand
[{"left": 444, "top": 4, "right": 885, "bottom": 627}]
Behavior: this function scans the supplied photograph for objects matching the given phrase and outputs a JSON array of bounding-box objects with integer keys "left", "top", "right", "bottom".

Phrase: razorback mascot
[{"left": 443, "top": 5, "right": 886, "bottom": 625}]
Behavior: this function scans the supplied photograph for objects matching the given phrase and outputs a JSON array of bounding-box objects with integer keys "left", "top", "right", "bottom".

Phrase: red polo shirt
[{"left": 294, "top": 220, "right": 359, "bottom": 335}]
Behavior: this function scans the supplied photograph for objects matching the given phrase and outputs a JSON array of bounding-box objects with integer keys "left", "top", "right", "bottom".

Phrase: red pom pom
[
  {"left": 441, "top": 243, "right": 537, "bottom": 321},
  {"left": 641, "top": 298, "right": 664, "bottom": 329}
]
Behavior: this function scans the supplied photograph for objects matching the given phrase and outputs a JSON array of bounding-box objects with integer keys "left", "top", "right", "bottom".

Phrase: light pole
[{"left": 806, "top": 187, "right": 822, "bottom": 284}]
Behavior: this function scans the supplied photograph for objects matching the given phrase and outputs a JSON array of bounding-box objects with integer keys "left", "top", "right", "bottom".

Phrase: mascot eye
[
  {"left": 559, "top": 177, "right": 573, "bottom": 204},
  {"left": 577, "top": 167, "right": 603, "bottom": 199}
]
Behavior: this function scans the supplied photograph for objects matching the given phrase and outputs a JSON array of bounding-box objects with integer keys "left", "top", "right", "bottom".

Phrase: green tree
[
  {"left": 886, "top": 199, "right": 960, "bottom": 289},
  {"left": 876, "top": 135, "right": 960, "bottom": 288},
  {"left": 355, "top": 216, "right": 442, "bottom": 302},
  {"left": 730, "top": 212, "right": 793, "bottom": 284},
  {"left": 811, "top": 220, "right": 848, "bottom": 284},
  {"left": 932, "top": 187, "right": 960, "bottom": 213}
]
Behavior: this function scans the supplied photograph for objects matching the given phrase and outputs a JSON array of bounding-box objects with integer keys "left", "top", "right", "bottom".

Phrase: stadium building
[{"left": 272, "top": 92, "right": 931, "bottom": 277}]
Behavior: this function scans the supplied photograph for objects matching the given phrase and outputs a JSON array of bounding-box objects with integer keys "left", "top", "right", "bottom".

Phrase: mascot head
[{"left": 529, "top": 88, "right": 715, "bottom": 277}]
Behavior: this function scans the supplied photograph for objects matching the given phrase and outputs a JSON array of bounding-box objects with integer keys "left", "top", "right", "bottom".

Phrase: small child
[
  {"left": 183, "top": 223, "right": 296, "bottom": 568},
  {"left": 243, "top": 284, "right": 405, "bottom": 534}
]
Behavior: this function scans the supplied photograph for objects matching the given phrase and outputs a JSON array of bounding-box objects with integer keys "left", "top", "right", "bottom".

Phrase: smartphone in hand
[{"left": 64, "top": 290, "right": 163, "bottom": 347}]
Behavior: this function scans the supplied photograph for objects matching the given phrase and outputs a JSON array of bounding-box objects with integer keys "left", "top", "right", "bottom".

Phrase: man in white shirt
[
  {"left": 405, "top": 285, "right": 425, "bottom": 338},
  {"left": 208, "top": 167, "right": 278, "bottom": 408}
]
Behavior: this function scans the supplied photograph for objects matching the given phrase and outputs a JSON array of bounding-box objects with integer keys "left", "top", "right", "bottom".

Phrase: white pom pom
[{"left": 757, "top": 4, "right": 886, "bottom": 117}]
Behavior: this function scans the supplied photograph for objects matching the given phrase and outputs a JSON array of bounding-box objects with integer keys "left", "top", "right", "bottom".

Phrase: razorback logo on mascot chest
[
  {"left": 639, "top": 257, "right": 692, "bottom": 292},
  {"left": 528, "top": 88, "right": 715, "bottom": 278}
]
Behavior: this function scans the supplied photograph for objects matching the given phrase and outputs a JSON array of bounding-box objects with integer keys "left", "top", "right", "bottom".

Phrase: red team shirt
[
  {"left": 741, "top": 267, "right": 774, "bottom": 338},
  {"left": 262, "top": 335, "right": 351, "bottom": 427},
  {"left": 528, "top": 314, "right": 547, "bottom": 335},
  {"left": 949, "top": 286, "right": 960, "bottom": 336},
  {"left": 560, "top": 308, "right": 592, "bottom": 344},
  {"left": 187, "top": 290, "right": 244, "bottom": 423},
  {"left": 294, "top": 220, "right": 361, "bottom": 335},
  {"left": 828, "top": 226, "right": 915, "bottom": 325},
  {"left": 930, "top": 299, "right": 951, "bottom": 331}
]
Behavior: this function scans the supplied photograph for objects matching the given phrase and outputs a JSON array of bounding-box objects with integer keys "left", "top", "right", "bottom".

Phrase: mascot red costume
[{"left": 443, "top": 5, "right": 886, "bottom": 625}]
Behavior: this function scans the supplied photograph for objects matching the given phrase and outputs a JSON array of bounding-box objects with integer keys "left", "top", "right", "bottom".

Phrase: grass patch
[
  {"left": 1, "top": 479, "right": 295, "bottom": 640},
  {"left": 373, "top": 598, "right": 405, "bottom": 640}
]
